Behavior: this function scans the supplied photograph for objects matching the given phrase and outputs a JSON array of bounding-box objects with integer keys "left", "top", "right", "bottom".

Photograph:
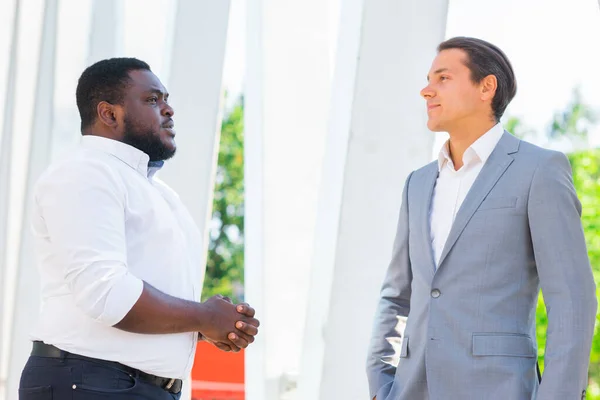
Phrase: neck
[
  {"left": 82, "top": 126, "right": 122, "bottom": 142},
  {"left": 446, "top": 119, "right": 497, "bottom": 170}
]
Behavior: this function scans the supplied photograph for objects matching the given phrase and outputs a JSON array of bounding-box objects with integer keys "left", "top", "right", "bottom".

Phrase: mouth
[
  {"left": 427, "top": 104, "right": 440, "bottom": 113},
  {"left": 162, "top": 122, "right": 176, "bottom": 136},
  {"left": 163, "top": 128, "right": 176, "bottom": 138}
]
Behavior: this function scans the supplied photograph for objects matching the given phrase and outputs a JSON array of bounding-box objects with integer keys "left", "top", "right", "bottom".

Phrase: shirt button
[{"left": 431, "top": 289, "right": 441, "bottom": 298}]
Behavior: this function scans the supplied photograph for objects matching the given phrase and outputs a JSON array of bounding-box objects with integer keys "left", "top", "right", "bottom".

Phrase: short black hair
[
  {"left": 76, "top": 57, "right": 151, "bottom": 132},
  {"left": 438, "top": 37, "right": 517, "bottom": 122}
]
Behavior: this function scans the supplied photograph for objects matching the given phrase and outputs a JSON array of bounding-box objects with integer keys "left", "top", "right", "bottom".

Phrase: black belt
[{"left": 31, "top": 341, "right": 183, "bottom": 394}]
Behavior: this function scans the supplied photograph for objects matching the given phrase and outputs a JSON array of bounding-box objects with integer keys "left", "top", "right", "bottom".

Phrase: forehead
[
  {"left": 429, "top": 48, "right": 469, "bottom": 74},
  {"left": 126, "top": 69, "right": 167, "bottom": 94}
]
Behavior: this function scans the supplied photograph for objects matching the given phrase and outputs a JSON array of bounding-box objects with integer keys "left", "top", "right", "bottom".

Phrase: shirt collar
[
  {"left": 80, "top": 135, "right": 164, "bottom": 178},
  {"left": 437, "top": 123, "right": 504, "bottom": 171}
]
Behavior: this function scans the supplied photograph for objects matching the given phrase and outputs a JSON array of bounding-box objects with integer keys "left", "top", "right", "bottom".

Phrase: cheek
[{"left": 445, "top": 88, "right": 477, "bottom": 115}]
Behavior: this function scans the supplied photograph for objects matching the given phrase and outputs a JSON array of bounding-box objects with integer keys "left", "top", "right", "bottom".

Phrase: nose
[
  {"left": 162, "top": 103, "right": 174, "bottom": 118},
  {"left": 420, "top": 84, "right": 434, "bottom": 99}
]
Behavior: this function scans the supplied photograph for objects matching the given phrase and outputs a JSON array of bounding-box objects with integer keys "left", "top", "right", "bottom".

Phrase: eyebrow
[
  {"left": 145, "top": 87, "right": 169, "bottom": 98},
  {"left": 427, "top": 68, "right": 450, "bottom": 81}
]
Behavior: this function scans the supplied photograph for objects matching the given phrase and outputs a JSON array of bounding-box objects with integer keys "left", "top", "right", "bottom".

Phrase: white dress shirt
[
  {"left": 430, "top": 123, "right": 505, "bottom": 267},
  {"left": 30, "top": 135, "right": 203, "bottom": 379}
]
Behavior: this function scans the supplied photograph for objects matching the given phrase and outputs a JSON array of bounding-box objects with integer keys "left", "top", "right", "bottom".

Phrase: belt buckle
[{"left": 165, "top": 378, "right": 176, "bottom": 391}]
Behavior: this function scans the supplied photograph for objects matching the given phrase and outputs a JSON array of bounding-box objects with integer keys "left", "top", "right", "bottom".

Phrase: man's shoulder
[
  {"left": 36, "top": 148, "right": 124, "bottom": 193},
  {"left": 413, "top": 160, "right": 438, "bottom": 175},
  {"left": 512, "top": 137, "right": 569, "bottom": 170},
  {"left": 407, "top": 160, "right": 438, "bottom": 183}
]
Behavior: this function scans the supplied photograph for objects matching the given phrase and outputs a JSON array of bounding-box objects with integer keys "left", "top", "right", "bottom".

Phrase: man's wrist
[{"left": 193, "top": 302, "right": 209, "bottom": 335}]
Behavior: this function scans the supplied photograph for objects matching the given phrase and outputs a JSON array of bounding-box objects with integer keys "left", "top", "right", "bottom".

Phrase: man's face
[
  {"left": 420, "top": 49, "right": 485, "bottom": 132},
  {"left": 120, "top": 70, "right": 176, "bottom": 162}
]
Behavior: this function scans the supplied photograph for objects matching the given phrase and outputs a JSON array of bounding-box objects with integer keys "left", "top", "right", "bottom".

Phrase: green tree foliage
[
  {"left": 202, "top": 98, "right": 245, "bottom": 303},
  {"left": 548, "top": 87, "right": 597, "bottom": 150},
  {"left": 536, "top": 149, "right": 600, "bottom": 398},
  {"left": 569, "top": 149, "right": 600, "bottom": 398}
]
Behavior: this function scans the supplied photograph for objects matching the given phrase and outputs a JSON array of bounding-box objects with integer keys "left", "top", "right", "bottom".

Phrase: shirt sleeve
[{"left": 34, "top": 159, "right": 143, "bottom": 326}]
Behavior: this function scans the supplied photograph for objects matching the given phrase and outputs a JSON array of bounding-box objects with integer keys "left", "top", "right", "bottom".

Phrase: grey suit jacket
[{"left": 367, "top": 132, "right": 597, "bottom": 400}]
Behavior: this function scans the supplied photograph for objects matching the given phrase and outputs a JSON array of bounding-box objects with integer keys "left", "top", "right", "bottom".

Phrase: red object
[{"left": 191, "top": 341, "right": 245, "bottom": 400}]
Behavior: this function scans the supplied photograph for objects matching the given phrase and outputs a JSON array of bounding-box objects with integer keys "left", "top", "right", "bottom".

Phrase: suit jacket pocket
[
  {"left": 400, "top": 336, "right": 409, "bottom": 358},
  {"left": 472, "top": 333, "right": 536, "bottom": 357},
  {"left": 477, "top": 196, "right": 518, "bottom": 211}
]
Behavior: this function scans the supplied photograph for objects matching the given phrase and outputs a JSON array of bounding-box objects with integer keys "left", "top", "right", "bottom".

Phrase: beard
[{"left": 122, "top": 114, "right": 176, "bottom": 162}]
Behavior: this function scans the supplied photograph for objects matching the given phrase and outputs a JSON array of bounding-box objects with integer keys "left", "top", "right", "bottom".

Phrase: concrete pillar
[
  {"left": 244, "top": 0, "right": 332, "bottom": 399},
  {"left": 297, "top": 0, "right": 449, "bottom": 399},
  {"left": 4, "top": 0, "right": 59, "bottom": 399},
  {"left": 87, "top": 0, "right": 123, "bottom": 65},
  {"left": 0, "top": 2, "right": 20, "bottom": 391},
  {"left": 156, "top": 2, "right": 231, "bottom": 398},
  {"left": 244, "top": 2, "right": 266, "bottom": 398},
  {"left": 158, "top": 0, "right": 230, "bottom": 257}
]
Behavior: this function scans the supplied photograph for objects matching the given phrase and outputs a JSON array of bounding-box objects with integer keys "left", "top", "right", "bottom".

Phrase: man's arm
[
  {"left": 528, "top": 152, "right": 597, "bottom": 399},
  {"left": 366, "top": 172, "right": 414, "bottom": 400},
  {"left": 35, "top": 160, "right": 258, "bottom": 349},
  {"left": 114, "top": 284, "right": 258, "bottom": 348}
]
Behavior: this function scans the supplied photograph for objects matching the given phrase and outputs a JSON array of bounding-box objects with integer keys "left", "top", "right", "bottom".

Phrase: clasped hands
[{"left": 199, "top": 294, "right": 260, "bottom": 352}]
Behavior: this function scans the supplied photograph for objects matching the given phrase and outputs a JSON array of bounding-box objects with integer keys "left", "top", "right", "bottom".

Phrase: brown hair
[{"left": 438, "top": 37, "right": 517, "bottom": 122}]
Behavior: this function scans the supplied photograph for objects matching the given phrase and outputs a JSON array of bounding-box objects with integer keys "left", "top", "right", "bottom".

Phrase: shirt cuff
[{"left": 97, "top": 273, "right": 144, "bottom": 326}]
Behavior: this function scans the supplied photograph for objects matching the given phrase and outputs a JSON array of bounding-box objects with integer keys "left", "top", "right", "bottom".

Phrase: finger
[
  {"left": 228, "top": 332, "right": 250, "bottom": 349},
  {"left": 236, "top": 320, "right": 258, "bottom": 336},
  {"left": 231, "top": 327, "right": 255, "bottom": 344},
  {"left": 214, "top": 342, "right": 233, "bottom": 352},
  {"left": 236, "top": 303, "right": 255, "bottom": 317},
  {"left": 241, "top": 316, "right": 260, "bottom": 328}
]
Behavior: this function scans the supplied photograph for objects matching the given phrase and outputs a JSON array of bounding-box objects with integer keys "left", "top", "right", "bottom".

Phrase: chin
[{"left": 427, "top": 120, "right": 444, "bottom": 132}]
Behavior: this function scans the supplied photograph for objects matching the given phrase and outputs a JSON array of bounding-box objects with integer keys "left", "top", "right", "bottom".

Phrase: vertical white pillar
[
  {"left": 0, "top": 0, "right": 20, "bottom": 385},
  {"left": 159, "top": 0, "right": 230, "bottom": 253},
  {"left": 245, "top": 0, "right": 332, "bottom": 399},
  {"left": 4, "top": 0, "right": 59, "bottom": 399},
  {"left": 298, "top": 0, "right": 449, "bottom": 399},
  {"left": 87, "top": 0, "right": 123, "bottom": 65},
  {"left": 244, "top": 2, "right": 266, "bottom": 398},
  {"left": 157, "top": 3, "right": 230, "bottom": 398}
]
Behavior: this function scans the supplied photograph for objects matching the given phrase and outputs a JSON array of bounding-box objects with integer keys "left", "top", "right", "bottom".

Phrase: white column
[
  {"left": 297, "top": 0, "right": 449, "bottom": 399},
  {"left": 244, "top": 2, "right": 266, "bottom": 398},
  {"left": 245, "top": 1, "right": 332, "bottom": 399},
  {"left": 87, "top": 0, "right": 123, "bottom": 65},
  {"left": 157, "top": 3, "right": 230, "bottom": 398},
  {"left": 0, "top": 0, "right": 20, "bottom": 382},
  {"left": 4, "top": 0, "right": 59, "bottom": 399},
  {"left": 159, "top": 0, "right": 230, "bottom": 250}
]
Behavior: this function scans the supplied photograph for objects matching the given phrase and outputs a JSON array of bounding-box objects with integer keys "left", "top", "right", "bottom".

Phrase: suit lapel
[
  {"left": 436, "top": 132, "right": 519, "bottom": 270},
  {"left": 419, "top": 163, "right": 439, "bottom": 273}
]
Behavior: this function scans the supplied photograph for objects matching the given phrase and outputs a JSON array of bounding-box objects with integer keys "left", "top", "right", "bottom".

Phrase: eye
[
  {"left": 440, "top": 76, "right": 449, "bottom": 82},
  {"left": 147, "top": 97, "right": 158, "bottom": 103}
]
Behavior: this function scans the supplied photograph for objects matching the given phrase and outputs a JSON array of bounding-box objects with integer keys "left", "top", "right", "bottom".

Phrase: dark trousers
[{"left": 19, "top": 355, "right": 182, "bottom": 400}]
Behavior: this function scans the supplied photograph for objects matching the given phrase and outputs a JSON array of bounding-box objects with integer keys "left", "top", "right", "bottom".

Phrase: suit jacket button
[{"left": 431, "top": 289, "right": 441, "bottom": 298}]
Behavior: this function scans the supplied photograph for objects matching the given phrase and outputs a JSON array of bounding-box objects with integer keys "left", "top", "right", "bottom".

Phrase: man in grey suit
[{"left": 367, "top": 37, "right": 597, "bottom": 400}]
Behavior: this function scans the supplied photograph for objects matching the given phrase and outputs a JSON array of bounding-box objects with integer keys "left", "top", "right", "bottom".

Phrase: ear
[
  {"left": 480, "top": 74, "right": 497, "bottom": 102},
  {"left": 96, "top": 101, "right": 121, "bottom": 129}
]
